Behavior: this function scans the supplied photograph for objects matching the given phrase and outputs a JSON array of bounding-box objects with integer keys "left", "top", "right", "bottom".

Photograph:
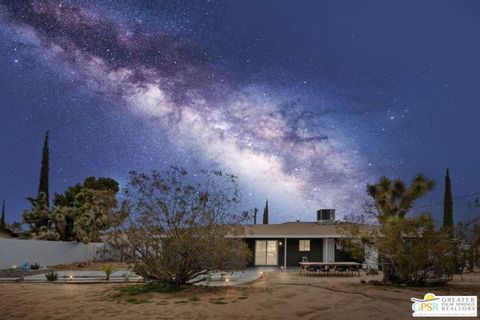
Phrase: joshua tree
[
  {"left": 51, "top": 177, "right": 123, "bottom": 241},
  {"left": 53, "top": 188, "right": 126, "bottom": 243},
  {"left": 364, "top": 174, "right": 437, "bottom": 282},
  {"left": 54, "top": 177, "right": 119, "bottom": 207},
  {"left": 340, "top": 175, "right": 456, "bottom": 285},
  {"left": 38, "top": 131, "right": 50, "bottom": 207},
  {"left": 366, "top": 174, "right": 435, "bottom": 222},
  {"left": 24, "top": 176, "right": 126, "bottom": 241},
  {"left": 23, "top": 192, "right": 51, "bottom": 233},
  {"left": 443, "top": 169, "right": 454, "bottom": 232},
  {"left": 263, "top": 200, "right": 269, "bottom": 224}
]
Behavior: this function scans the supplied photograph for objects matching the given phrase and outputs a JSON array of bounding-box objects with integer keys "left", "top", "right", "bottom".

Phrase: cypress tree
[
  {"left": 38, "top": 131, "right": 50, "bottom": 207},
  {"left": 263, "top": 200, "right": 269, "bottom": 224},
  {"left": 443, "top": 168, "right": 453, "bottom": 232},
  {"left": 0, "top": 200, "right": 5, "bottom": 230},
  {"left": 253, "top": 207, "right": 258, "bottom": 224}
]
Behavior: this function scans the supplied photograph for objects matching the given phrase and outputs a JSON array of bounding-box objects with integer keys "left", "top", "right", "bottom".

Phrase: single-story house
[{"left": 240, "top": 209, "right": 377, "bottom": 269}]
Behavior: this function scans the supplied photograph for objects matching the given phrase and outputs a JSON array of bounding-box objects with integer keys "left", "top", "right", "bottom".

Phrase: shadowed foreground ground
[{"left": 1, "top": 271, "right": 479, "bottom": 320}]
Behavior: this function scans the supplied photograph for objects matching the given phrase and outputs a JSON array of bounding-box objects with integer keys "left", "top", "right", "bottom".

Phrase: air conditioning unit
[{"left": 317, "top": 209, "right": 335, "bottom": 223}]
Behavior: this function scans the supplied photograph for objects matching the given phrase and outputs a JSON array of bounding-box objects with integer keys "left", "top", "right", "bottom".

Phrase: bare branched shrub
[{"left": 123, "top": 167, "right": 251, "bottom": 286}]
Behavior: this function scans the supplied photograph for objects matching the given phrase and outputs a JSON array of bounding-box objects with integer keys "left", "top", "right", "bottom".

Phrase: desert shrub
[
  {"left": 341, "top": 214, "right": 454, "bottom": 285},
  {"left": 30, "top": 263, "right": 40, "bottom": 270},
  {"left": 45, "top": 272, "right": 58, "bottom": 281},
  {"left": 123, "top": 168, "right": 251, "bottom": 287},
  {"left": 339, "top": 175, "right": 456, "bottom": 286}
]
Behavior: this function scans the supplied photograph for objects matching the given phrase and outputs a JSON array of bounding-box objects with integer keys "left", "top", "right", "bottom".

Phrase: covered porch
[{"left": 245, "top": 236, "right": 355, "bottom": 270}]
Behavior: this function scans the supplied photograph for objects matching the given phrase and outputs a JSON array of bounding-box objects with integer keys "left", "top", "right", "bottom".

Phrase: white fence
[{"left": 0, "top": 238, "right": 114, "bottom": 269}]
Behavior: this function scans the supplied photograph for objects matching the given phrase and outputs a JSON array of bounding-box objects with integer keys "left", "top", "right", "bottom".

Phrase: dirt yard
[
  {"left": 50, "top": 261, "right": 130, "bottom": 271},
  {"left": 1, "top": 271, "right": 479, "bottom": 320}
]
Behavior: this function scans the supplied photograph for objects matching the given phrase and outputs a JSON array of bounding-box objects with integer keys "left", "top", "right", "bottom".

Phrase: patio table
[{"left": 299, "top": 262, "right": 361, "bottom": 276}]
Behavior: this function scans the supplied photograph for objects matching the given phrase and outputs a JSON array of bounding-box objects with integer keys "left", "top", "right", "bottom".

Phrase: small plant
[
  {"left": 122, "top": 271, "right": 132, "bottom": 281},
  {"left": 45, "top": 272, "right": 58, "bottom": 281},
  {"left": 30, "top": 263, "right": 40, "bottom": 270},
  {"left": 101, "top": 264, "right": 116, "bottom": 280}
]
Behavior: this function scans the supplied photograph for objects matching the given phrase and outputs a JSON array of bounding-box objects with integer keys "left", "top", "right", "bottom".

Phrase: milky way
[
  {"left": 3, "top": 1, "right": 478, "bottom": 222},
  {"left": 0, "top": 1, "right": 374, "bottom": 219}
]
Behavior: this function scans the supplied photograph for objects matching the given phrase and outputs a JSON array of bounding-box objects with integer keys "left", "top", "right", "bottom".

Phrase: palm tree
[{"left": 366, "top": 174, "right": 435, "bottom": 222}]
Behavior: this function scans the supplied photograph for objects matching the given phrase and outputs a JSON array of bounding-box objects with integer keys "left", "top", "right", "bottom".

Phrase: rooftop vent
[{"left": 317, "top": 209, "right": 335, "bottom": 223}]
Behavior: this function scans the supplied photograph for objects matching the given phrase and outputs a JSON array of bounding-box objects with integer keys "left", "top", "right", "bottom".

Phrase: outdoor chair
[
  {"left": 334, "top": 265, "right": 348, "bottom": 276},
  {"left": 349, "top": 265, "right": 360, "bottom": 276},
  {"left": 307, "top": 265, "right": 319, "bottom": 276},
  {"left": 320, "top": 265, "right": 331, "bottom": 276},
  {"left": 300, "top": 256, "right": 309, "bottom": 275}
]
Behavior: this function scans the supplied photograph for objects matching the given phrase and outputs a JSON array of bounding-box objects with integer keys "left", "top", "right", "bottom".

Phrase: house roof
[{"left": 241, "top": 221, "right": 376, "bottom": 238}]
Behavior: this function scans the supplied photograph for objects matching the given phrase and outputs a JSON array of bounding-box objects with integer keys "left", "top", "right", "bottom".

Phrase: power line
[{"left": 412, "top": 191, "right": 480, "bottom": 211}]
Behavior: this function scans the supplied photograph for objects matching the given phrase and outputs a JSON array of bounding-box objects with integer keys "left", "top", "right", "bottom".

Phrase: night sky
[{"left": 1, "top": 0, "right": 479, "bottom": 223}]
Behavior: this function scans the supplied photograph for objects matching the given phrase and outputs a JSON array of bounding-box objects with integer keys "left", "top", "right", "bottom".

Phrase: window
[{"left": 299, "top": 240, "right": 310, "bottom": 251}]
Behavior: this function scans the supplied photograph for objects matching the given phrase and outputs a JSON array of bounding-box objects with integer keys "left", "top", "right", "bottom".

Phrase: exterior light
[
  {"left": 280, "top": 266, "right": 284, "bottom": 270},
  {"left": 12, "top": 264, "right": 17, "bottom": 269},
  {"left": 260, "top": 272, "right": 263, "bottom": 278},
  {"left": 279, "top": 241, "right": 283, "bottom": 246},
  {"left": 69, "top": 275, "right": 73, "bottom": 281}
]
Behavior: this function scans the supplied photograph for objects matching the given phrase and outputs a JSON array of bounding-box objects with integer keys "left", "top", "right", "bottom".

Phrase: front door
[{"left": 255, "top": 240, "right": 278, "bottom": 265}]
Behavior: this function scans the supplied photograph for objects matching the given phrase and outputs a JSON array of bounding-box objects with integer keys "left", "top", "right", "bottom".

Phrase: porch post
[
  {"left": 323, "top": 238, "right": 327, "bottom": 262},
  {"left": 284, "top": 237, "right": 287, "bottom": 270}
]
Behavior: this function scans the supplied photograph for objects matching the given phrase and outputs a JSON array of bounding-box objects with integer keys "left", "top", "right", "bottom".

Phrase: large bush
[
  {"left": 23, "top": 177, "right": 127, "bottom": 242},
  {"left": 339, "top": 175, "right": 455, "bottom": 285},
  {"left": 123, "top": 167, "right": 251, "bottom": 287}
]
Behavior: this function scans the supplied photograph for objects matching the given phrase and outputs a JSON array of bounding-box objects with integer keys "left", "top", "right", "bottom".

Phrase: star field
[{"left": 1, "top": 0, "right": 479, "bottom": 223}]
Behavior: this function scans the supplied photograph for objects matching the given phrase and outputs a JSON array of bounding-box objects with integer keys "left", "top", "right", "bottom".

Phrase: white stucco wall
[{"left": 0, "top": 238, "right": 111, "bottom": 268}]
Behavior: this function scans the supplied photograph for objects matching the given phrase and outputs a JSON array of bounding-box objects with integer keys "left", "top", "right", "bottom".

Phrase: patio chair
[
  {"left": 299, "top": 256, "right": 309, "bottom": 275},
  {"left": 320, "top": 265, "right": 331, "bottom": 276},
  {"left": 349, "top": 265, "right": 360, "bottom": 276},
  {"left": 334, "top": 265, "right": 348, "bottom": 276},
  {"left": 306, "top": 265, "right": 319, "bottom": 276}
]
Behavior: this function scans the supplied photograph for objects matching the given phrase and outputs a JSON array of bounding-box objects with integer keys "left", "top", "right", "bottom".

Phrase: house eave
[{"left": 232, "top": 234, "right": 347, "bottom": 238}]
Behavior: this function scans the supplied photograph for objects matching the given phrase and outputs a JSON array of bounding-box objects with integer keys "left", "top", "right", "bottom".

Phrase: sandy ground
[
  {"left": 50, "top": 261, "right": 130, "bottom": 271},
  {"left": 1, "top": 271, "right": 479, "bottom": 320}
]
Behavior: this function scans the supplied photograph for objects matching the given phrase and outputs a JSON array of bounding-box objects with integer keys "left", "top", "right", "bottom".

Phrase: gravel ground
[{"left": 0, "top": 267, "right": 54, "bottom": 278}]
